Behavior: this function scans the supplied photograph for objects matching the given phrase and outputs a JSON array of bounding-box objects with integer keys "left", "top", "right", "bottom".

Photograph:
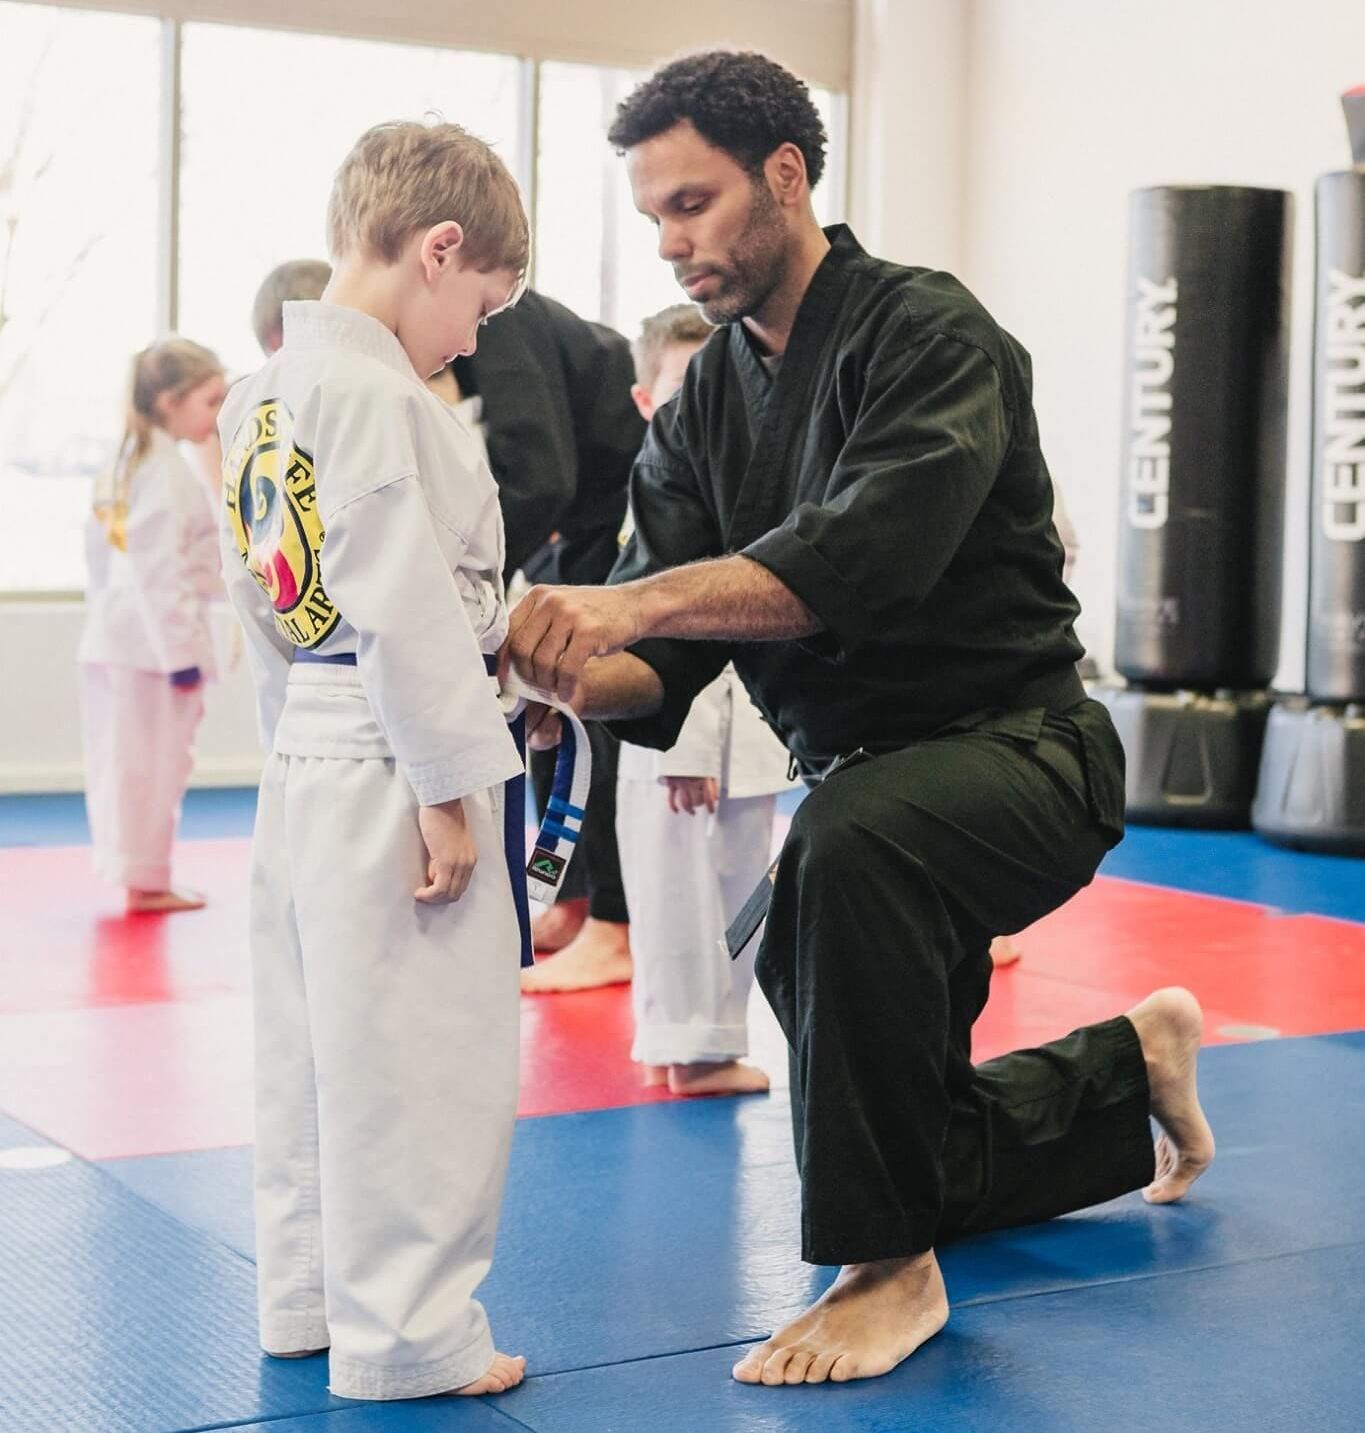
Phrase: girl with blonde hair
[{"left": 78, "top": 337, "right": 227, "bottom": 912}]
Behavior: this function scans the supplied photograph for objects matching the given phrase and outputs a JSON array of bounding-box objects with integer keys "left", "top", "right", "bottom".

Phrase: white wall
[
  {"left": 959, "top": 0, "right": 1364, "bottom": 683},
  {"left": 0, "top": 602, "right": 262, "bottom": 793}
]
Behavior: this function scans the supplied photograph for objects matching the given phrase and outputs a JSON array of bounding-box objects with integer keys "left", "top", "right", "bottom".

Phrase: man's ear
[
  {"left": 630, "top": 382, "right": 654, "bottom": 422},
  {"left": 421, "top": 221, "right": 465, "bottom": 280},
  {"left": 766, "top": 142, "right": 809, "bottom": 207}
]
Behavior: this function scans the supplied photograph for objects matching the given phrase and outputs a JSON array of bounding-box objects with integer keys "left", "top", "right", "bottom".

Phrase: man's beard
[{"left": 685, "top": 181, "right": 787, "bottom": 325}]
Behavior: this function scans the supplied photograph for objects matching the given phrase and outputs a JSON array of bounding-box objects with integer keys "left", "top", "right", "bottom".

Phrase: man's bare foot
[
  {"left": 733, "top": 1251, "right": 948, "bottom": 1386},
  {"left": 520, "top": 919, "right": 632, "bottom": 993},
  {"left": 989, "top": 934, "right": 1022, "bottom": 967},
  {"left": 667, "top": 1060, "right": 770, "bottom": 1097},
  {"left": 643, "top": 1064, "right": 669, "bottom": 1086},
  {"left": 127, "top": 888, "right": 205, "bottom": 913},
  {"left": 531, "top": 896, "right": 588, "bottom": 954},
  {"left": 1126, "top": 987, "right": 1216, "bottom": 1204},
  {"left": 448, "top": 1352, "right": 526, "bottom": 1396}
]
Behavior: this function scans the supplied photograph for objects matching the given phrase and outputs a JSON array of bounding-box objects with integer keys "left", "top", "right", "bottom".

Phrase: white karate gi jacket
[
  {"left": 78, "top": 429, "right": 221, "bottom": 676},
  {"left": 618, "top": 664, "right": 793, "bottom": 797},
  {"left": 217, "top": 301, "right": 522, "bottom": 805}
]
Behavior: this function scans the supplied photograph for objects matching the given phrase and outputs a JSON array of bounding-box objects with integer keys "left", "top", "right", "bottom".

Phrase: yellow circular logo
[{"left": 224, "top": 399, "right": 340, "bottom": 649}]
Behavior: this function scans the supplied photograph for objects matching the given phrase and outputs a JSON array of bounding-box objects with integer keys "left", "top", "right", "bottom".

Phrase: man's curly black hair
[{"left": 607, "top": 51, "right": 827, "bottom": 191}]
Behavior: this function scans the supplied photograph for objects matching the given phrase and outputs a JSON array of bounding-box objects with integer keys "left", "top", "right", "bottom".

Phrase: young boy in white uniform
[
  {"left": 616, "top": 306, "right": 795, "bottom": 1097},
  {"left": 217, "top": 121, "right": 529, "bottom": 1402}
]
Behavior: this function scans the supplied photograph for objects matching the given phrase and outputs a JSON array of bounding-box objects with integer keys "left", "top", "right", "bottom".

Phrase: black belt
[{"left": 725, "top": 664, "right": 1088, "bottom": 961}]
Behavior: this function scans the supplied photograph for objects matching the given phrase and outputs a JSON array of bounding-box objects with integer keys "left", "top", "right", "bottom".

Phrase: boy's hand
[
  {"left": 525, "top": 702, "right": 563, "bottom": 751},
  {"left": 415, "top": 798, "right": 478, "bottom": 904},
  {"left": 665, "top": 776, "right": 719, "bottom": 815}
]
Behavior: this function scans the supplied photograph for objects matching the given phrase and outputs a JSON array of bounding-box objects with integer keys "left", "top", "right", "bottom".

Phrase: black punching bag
[
  {"left": 1115, "top": 186, "right": 1292, "bottom": 689},
  {"left": 1253, "top": 91, "right": 1365, "bottom": 855},
  {"left": 1307, "top": 169, "right": 1365, "bottom": 702}
]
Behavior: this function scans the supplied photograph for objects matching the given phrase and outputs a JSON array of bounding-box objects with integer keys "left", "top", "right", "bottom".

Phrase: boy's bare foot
[
  {"left": 520, "top": 919, "right": 632, "bottom": 993},
  {"left": 733, "top": 1251, "right": 948, "bottom": 1386},
  {"left": 643, "top": 1064, "right": 669, "bottom": 1086},
  {"left": 448, "top": 1352, "right": 527, "bottom": 1396},
  {"left": 989, "top": 934, "right": 1022, "bottom": 967},
  {"left": 1126, "top": 987, "right": 1216, "bottom": 1203},
  {"left": 530, "top": 896, "right": 588, "bottom": 954},
  {"left": 127, "top": 888, "right": 206, "bottom": 913},
  {"left": 667, "top": 1060, "right": 770, "bottom": 1097}
]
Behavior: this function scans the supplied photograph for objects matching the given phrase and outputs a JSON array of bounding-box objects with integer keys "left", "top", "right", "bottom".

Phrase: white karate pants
[
  {"left": 251, "top": 665, "right": 520, "bottom": 1400},
  {"left": 79, "top": 662, "right": 203, "bottom": 890},
  {"left": 616, "top": 780, "right": 775, "bottom": 1066}
]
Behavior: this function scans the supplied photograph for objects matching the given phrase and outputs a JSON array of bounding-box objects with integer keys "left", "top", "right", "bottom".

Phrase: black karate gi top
[
  {"left": 454, "top": 290, "right": 644, "bottom": 582},
  {"left": 609, "top": 226, "right": 1085, "bottom": 773}
]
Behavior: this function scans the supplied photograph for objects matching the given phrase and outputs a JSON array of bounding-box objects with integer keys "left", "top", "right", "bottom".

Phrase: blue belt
[{"left": 291, "top": 647, "right": 586, "bottom": 968}]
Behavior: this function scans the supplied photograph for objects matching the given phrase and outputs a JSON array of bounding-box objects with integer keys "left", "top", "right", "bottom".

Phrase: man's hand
[
  {"left": 415, "top": 798, "right": 478, "bottom": 904},
  {"left": 507, "top": 584, "right": 644, "bottom": 702},
  {"left": 664, "top": 776, "right": 719, "bottom": 815}
]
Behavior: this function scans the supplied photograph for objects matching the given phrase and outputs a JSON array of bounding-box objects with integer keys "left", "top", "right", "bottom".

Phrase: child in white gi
[
  {"left": 217, "top": 121, "right": 529, "bottom": 1401},
  {"left": 617, "top": 306, "right": 795, "bottom": 1097},
  {"left": 78, "top": 339, "right": 226, "bottom": 913}
]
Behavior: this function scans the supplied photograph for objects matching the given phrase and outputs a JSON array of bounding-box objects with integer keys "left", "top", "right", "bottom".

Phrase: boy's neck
[{"left": 321, "top": 262, "right": 403, "bottom": 336}]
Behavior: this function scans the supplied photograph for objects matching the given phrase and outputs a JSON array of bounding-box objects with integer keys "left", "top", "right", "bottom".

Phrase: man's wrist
[{"left": 627, "top": 573, "right": 677, "bottom": 644}]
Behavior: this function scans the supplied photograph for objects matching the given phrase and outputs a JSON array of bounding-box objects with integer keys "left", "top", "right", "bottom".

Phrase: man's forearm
[
  {"left": 630, "top": 554, "right": 819, "bottom": 643},
  {"left": 576, "top": 651, "right": 666, "bottom": 721}
]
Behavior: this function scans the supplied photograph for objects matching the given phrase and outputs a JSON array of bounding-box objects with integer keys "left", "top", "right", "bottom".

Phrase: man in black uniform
[{"left": 507, "top": 51, "right": 1215, "bottom": 1387}]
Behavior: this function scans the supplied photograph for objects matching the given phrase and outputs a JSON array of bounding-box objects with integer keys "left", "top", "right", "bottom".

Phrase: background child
[
  {"left": 77, "top": 338, "right": 226, "bottom": 913},
  {"left": 218, "top": 120, "right": 529, "bottom": 1401},
  {"left": 616, "top": 305, "right": 795, "bottom": 1097}
]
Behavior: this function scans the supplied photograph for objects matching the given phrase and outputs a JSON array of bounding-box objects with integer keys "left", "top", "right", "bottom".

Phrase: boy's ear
[
  {"left": 630, "top": 382, "right": 654, "bottom": 422},
  {"left": 421, "top": 221, "right": 465, "bottom": 279}
]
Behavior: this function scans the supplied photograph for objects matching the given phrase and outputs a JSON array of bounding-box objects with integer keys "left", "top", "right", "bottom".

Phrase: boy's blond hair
[
  {"left": 327, "top": 120, "right": 529, "bottom": 281},
  {"left": 632, "top": 304, "right": 714, "bottom": 390}
]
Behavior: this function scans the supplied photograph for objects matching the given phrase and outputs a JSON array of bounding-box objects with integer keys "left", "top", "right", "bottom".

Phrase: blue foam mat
[
  {"left": 1100, "top": 826, "right": 1365, "bottom": 923},
  {"left": 493, "top": 1242, "right": 1365, "bottom": 1433},
  {"left": 0, "top": 1116, "right": 343, "bottom": 1433},
  {"left": 0, "top": 787, "right": 259, "bottom": 847},
  {"left": 102, "top": 1035, "right": 1365, "bottom": 1390}
]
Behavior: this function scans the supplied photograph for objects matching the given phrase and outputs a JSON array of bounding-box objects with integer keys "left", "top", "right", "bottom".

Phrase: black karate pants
[
  {"left": 531, "top": 721, "right": 629, "bottom": 925},
  {"left": 756, "top": 697, "right": 1154, "bottom": 1266}
]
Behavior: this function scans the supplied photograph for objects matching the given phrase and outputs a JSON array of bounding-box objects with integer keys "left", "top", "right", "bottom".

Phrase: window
[
  {"left": 0, "top": 1, "right": 161, "bottom": 592},
  {"left": 0, "top": 8, "right": 847, "bottom": 594},
  {"left": 534, "top": 60, "right": 847, "bottom": 342},
  {"left": 178, "top": 24, "right": 524, "bottom": 380}
]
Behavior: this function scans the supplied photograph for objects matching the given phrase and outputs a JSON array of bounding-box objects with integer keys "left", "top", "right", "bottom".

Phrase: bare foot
[
  {"left": 127, "top": 888, "right": 206, "bottom": 913},
  {"left": 989, "top": 934, "right": 1022, "bottom": 968},
  {"left": 520, "top": 919, "right": 632, "bottom": 993},
  {"left": 531, "top": 896, "right": 588, "bottom": 954},
  {"left": 733, "top": 1251, "right": 948, "bottom": 1386},
  {"left": 643, "top": 1064, "right": 669, "bottom": 1087},
  {"left": 1126, "top": 987, "right": 1216, "bottom": 1204},
  {"left": 448, "top": 1352, "right": 526, "bottom": 1396},
  {"left": 667, "top": 1061, "right": 770, "bottom": 1097}
]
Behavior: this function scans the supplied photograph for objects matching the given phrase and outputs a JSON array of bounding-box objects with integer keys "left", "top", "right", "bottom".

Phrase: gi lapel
[{"left": 722, "top": 228, "right": 856, "bottom": 549}]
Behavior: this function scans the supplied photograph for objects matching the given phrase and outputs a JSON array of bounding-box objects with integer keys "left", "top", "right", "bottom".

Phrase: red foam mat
[{"left": 1, "top": 841, "right": 1363, "bottom": 1159}]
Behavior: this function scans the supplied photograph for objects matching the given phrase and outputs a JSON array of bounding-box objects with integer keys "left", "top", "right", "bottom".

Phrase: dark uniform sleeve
[
  {"left": 742, "top": 333, "right": 1011, "bottom": 661},
  {"left": 604, "top": 402, "right": 733, "bottom": 752},
  {"left": 530, "top": 298, "right": 646, "bottom": 586},
  {"left": 456, "top": 299, "right": 577, "bottom": 577}
]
